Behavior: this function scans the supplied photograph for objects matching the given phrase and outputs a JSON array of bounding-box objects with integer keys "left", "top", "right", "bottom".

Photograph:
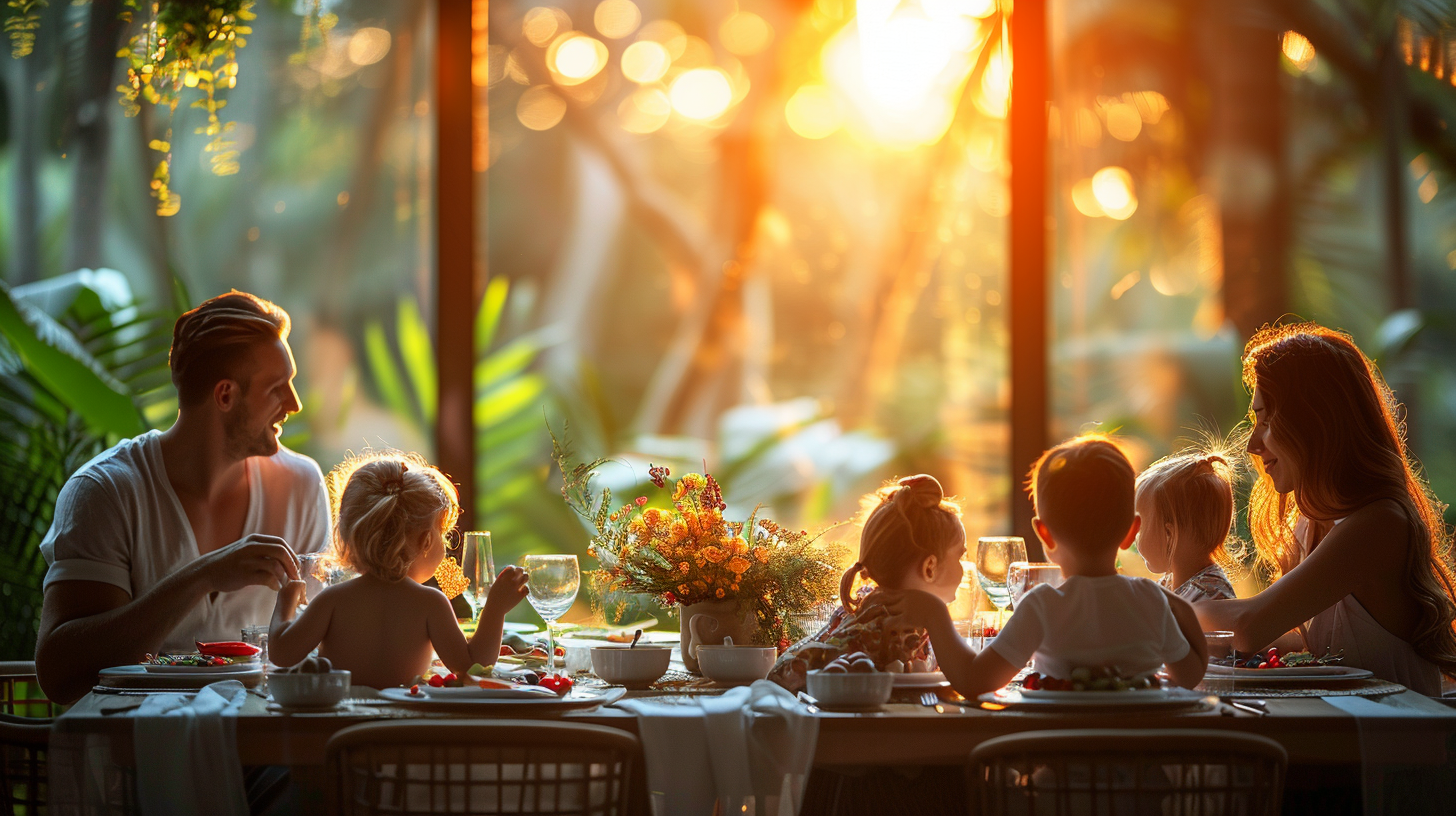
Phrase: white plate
[
  {"left": 376, "top": 685, "right": 625, "bottom": 713},
  {"left": 422, "top": 685, "right": 560, "bottom": 700},
  {"left": 891, "top": 672, "right": 949, "bottom": 689},
  {"left": 142, "top": 659, "right": 261, "bottom": 674},
  {"left": 984, "top": 687, "right": 1212, "bottom": 711},
  {"left": 1206, "top": 664, "right": 1373, "bottom": 681},
  {"left": 557, "top": 632, "right": 678, "bottom": 647}
]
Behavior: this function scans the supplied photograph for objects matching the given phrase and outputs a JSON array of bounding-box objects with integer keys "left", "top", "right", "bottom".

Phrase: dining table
[{"left": 49, "top": 640, "right": 1456, "bottom": 816}]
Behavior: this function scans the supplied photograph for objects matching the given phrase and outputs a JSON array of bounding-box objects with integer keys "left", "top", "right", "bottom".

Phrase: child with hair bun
[
  {"left": 1134, "top": 452, "right": 1240, "bottom": 603},
  {"left": 768, "top": 474, "right": 967, "bottom": 693},
  {"left": 268, "top": 452, "right": 529, "bottom": 688}
]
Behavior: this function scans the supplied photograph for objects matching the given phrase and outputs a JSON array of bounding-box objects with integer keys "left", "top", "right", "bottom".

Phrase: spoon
[{"left": 630, "top": 629, "right": 643, "bottom": 649}]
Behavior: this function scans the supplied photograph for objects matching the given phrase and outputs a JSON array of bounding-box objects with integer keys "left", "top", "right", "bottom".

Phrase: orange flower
[
  {"left": 753, "top": 548, "right": 769, "bottom": 563},
  {"left": 727, "top": 556, "right": 751, "bottom": 575},
  {"left": 701, "top": 546, "right": 728, "bottom": 564},
  {"left": 716, "top": 587, "right": 725, "bottom": 598}
]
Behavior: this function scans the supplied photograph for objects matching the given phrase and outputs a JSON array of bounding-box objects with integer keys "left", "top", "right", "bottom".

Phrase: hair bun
[{"left": 896, "top": 474, "right": 945, "bottom": 508}]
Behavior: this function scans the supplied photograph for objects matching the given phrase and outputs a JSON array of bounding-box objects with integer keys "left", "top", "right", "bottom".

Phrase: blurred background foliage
[{"left": 7, "top": 0, "right": 1456, "bottom": 654}]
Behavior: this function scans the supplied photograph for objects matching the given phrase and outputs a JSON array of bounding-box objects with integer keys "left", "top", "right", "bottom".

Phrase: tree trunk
[
  {"left": 64, "top": 0, "right": 126, "bottom": 273},
  {"left": 6, "top": 49, "right": 45, "bottom": 283}
]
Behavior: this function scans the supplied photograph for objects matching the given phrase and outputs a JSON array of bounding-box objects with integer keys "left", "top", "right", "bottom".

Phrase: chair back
[
  {"left": 969, "top": 728, "right": 1287, "bottom": 816},
  {"left": 326, "top": 719, "right": 641, "bottom": 816},
  {"left": 0, "top": 662, "right": 59, "bottom": 718},
  {"left": 1, "top": 714, "right": 52, "bottom": 816}
]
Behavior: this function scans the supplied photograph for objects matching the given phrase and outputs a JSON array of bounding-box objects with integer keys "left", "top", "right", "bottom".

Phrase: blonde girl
[
  {"left": 269, "top": 453, "right": 528, "bottom": 688},
  {"left": 1135, "top": 452, "right": 1241, "bottom": 603},
  {"left": 768, "top": 474, "right": 965, "bottom": 692}
]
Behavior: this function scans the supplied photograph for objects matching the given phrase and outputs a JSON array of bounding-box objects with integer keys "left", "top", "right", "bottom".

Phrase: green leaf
[
  {"left": 396, "top": 298, "right": 437, "bottom": 424},
  {"left": 476, "top": 276, "right": 508, "bottom": 353},
  {"left": 478, "top": 336, "right": 543, "bottom": 388},
  {"left": 0, "top": 284, "right": 146, "bottom": 437},
  {"left": 363, "top": 321, "right": 417, "bottom": 433},
  {"left": 476, "top": 375, "right": 546, "bottom": 427}
]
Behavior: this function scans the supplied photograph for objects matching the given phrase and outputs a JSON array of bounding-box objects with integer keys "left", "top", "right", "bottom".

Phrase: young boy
[{"left": 875, "top": 434, "right": 1208, "bottom": 697}]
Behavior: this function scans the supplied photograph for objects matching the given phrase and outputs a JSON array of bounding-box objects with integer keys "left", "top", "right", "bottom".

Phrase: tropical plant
[{"left": 0, "top": 269, "right": 178, "bottom": 658}]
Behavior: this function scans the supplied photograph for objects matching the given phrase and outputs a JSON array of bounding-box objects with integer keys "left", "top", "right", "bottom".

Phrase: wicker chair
[
  {"left": 1, "top": 713, "right": 51, "bottom": 816},
  {"left": 0, "top": 662, "right": 59, "bottom": 719},
  {"left": 326, "top": 720, "right": 643, "bottom": 816},
  {"left": 969, "top": 729, "right": 1288, "bottom": 816}
]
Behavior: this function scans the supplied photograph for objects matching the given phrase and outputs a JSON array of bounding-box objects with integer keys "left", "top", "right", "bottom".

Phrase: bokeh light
[
  {"left": 720, "top": 12, "right": 773, "bottom": 56},
  {"left": 638, "top": 20, "right": 688, "bottom": 61},
  {"left": 621, "top": 40, "right": 670, "bottom": 84},
  {"left": 1104, "top": 102, "right": 1141, "bottom": 141},
  {"left": 550, "top": 35, "right": 608, "bottom": 85},
  {"left": 785, "top": 84, "right": 843, "bottom": 139},
  {"left": 347, "top": 28, "right": 391, "bottom": 66},
  {"left": 1281, "top": 30, "right": 1316, "bottom": 72},
  {"left": 1091, "top": 166, "right": 1137, "bottom": 220},
  {"left": 670, "top": 68, "right": 733, "bottom": 121},
  {"left": 594, "top": 0, "right": 641, "bottom": 40},
  {"left": 1071, "top": 178, "right": 1104, "bottom": 217},
  {"left": 523, "top": 7, "right": 571, "bottom": 47},
  {"left": 618, "top": 87, "right": 672, "bottom": 133},
  {"left": 517, "top": 85, "right": 567, "bottom": 130}
]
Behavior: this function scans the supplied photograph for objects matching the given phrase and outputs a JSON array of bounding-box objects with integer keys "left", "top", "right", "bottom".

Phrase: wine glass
[
  {"left": 522, "top": 554, "right": 580, "bottom": 676},
  {"left": 461, "top": 531, "right": 495, "bottom": 617},
  {"left": 976, "top": 536, "right": 1026, "bottom": 626},
  {"left": 1008, "top": 561, "right": 1064, "bottom": 609}
]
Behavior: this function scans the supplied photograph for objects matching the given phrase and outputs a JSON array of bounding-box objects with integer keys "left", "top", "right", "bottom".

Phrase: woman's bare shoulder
[{"left": 1320, "top": 497, "right": 1413, "bottom": 556}]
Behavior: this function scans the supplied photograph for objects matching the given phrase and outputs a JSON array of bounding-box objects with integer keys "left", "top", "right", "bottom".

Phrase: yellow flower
[
  {"left": 642, "top": 508, "right": 669, "bottom": 530},
  {"left": 727, "top": 556, "right": 751, "bottom": 575}
]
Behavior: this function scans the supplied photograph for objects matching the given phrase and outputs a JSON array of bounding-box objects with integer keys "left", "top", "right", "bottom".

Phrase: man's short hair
[
  {"left": 1029, "top": 434, "right": 1136, "bottom": 551},
  {"left": 170, "top": 291, "right": 290, "bottom": 405}
]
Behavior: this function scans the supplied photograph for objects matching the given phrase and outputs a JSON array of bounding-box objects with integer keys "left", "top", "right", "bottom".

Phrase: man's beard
[{"left": 224, "top": 402, "right": 280, "bottom": 459}]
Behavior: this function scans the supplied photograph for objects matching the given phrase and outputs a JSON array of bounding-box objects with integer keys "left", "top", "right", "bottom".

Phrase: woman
[{"left": 1195, "top": 324, "right": 1456, "bottom": 695}]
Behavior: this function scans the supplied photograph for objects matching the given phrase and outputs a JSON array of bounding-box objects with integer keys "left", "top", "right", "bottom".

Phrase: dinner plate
[
  {"left": 1205, "top": 664, "right": 1373, "bottom": 681},
  {"left": 143, "top": 659, "right": 261, "bottom": 674},
  {"left": 98, "top": 664, "right": 263, "bottom": 690},
  {"left": 421, "top": 685, "right": 561, "bottom": 700},
  {"left": 891, "top": 672, "right": 949, "bottom": 689},
  {"left": 376, "top": 685, "right": 625, "bottom": 713},
  {"left": 983, "top": 687, "right": 1213, "bottom": 712},
  {"left": 557, "top": 631, "right": 678, "bottom": 647}
]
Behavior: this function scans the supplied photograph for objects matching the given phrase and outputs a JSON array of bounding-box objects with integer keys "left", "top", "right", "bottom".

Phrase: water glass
[
  {"left": 461, "top": 531, "right": 496, "bottom": 616},
  {"left": 1007, "top": 561, "right": 1064, "bottom": 609},
  {"left": 522, "top": 554, "right": 580, "bottom": 676},
  {"left": 242, "top": 624, "right": 269, "bottom": 677},
  {"left": 976, "top": 536, "right": 1026, "bottom": 625},
  {"left": 1201, "top": 630, "right": 1236, "bottom": 695}
]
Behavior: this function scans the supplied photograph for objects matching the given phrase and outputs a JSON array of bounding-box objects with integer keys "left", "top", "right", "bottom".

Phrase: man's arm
[{"left": 36, "top": 534, "right": 300, "bottom": 704}]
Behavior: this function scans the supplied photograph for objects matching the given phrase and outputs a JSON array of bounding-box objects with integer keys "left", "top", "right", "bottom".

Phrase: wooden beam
[
  {"left": 436, "top": 0, "right": 476, "bottom": 531},
  {"left": 1008, "top": 0, "right": 1049, "bottom": 552}
]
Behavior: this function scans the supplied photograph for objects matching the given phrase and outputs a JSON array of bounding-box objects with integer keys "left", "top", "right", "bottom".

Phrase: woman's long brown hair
[{"left": 1243, "top": 323, "right": 1456, "bottom": 676}]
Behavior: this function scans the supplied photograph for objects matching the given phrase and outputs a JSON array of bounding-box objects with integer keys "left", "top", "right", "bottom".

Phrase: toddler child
[
  {"left": 269, "top": 453, "right": 529, "bottom": 688},
  {"left": 878, "top": 434, "right": 1208, "bottom": 697},
  {"left": 1135, "top": 452, "right": 1239, "bottom": 602},
  {"left": 768, "top": 474, "right": 965, "bottom": 693}
]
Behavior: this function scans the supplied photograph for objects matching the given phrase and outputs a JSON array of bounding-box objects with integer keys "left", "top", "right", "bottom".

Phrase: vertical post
[
  {"left": 1008, "top": 0, "right": 1049, "bottom": 552},
  {"left": 436, "top": 0, "right": 476, "bottom": 531}
]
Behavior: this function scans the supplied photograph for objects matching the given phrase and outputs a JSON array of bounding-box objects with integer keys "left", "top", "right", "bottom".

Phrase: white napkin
[
  {"left": 132, "top": 680, "right": 250, "bottom": 816},
  {"left": 617, "top": 679, "right": 818, "bottom": 816},
  {"left": 1322, "top": 692, "right": 1456, "bottom": 816}
]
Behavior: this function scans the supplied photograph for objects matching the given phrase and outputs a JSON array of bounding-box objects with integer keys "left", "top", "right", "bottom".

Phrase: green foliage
[
  {"left": 0, "top": 270, "right": 177, "bottom": 658},
  {"left": 4, "top": 0, "right": 44, "bottom": 58}
]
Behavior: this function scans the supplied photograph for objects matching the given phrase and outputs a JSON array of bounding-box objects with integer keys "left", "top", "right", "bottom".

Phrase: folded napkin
[
  {"left": 132, "top": 680, "right": 250, "bottom": 816},
  {"left": 1323, "top": 692, "right": 1456, "bottom": 816},
  {"left": 617, "top": 680, "right": 818, "bottom": 816}
]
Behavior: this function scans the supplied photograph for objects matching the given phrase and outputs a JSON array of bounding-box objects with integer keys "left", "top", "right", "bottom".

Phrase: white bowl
[
  {"left": 269, "top": 670, "right": 350, "bottom": 707},
  {"left": 696, "top": 645, "right": 776, "bottom": 684},
  {"left": 591, "top": 646, "right": 671, "bottom": 689},
  {"left": 806, "top": 670, "right": 894, "bottom": 708}
]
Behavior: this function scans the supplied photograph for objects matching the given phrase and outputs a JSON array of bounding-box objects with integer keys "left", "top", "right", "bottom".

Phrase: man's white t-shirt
[
  {"left": 989, "top": 574, "right": 1191, "bottom": 680},
  {"left": 40, "top": 430, "right": 330, "bottom": 653}
]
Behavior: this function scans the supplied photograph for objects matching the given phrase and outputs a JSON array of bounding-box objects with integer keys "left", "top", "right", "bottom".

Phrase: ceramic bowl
[
  {"left": 696, "top": 645, "right": 776, "bottom": 684},
  {"left": 590, "top": 646, "right": 672, "bottom": 689},
  {"left": 806, "top": 669, "right": 894, "bottom": 708},
  {"left": 268, "top": 670, "right": 350, "bottom": 707}
]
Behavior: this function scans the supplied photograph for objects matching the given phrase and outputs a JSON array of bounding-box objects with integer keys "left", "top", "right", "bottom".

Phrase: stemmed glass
[
  {"left": 1007, "top": 561, "right": 1064, "bottom": 609},
  {"left": 461, "top": 531, "right": 495, "bottom": 618},
  {"left": 975, "top": 536, "right": 1026, "bottom": 627},
  {"left": 521, "top": 554, "right": 580, "bottom": 676}
]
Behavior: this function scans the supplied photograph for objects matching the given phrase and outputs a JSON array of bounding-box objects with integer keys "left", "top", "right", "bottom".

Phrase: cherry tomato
[
  {"left": 444, "top": 673, "right": 457, "bottom": 684},
  {"left": 1258, "top": 662, "right": 1270, "bottom": 670},
  {"left": 428, "top": 673, "right": 445, "bottom": 688},
  {"left": 499, "top": 646, "right": 516, "bottom": 657},
  {"left": 409, "top": 684, "right": 420, "bottom": 696},
  {"left": 539, "top": 675, "right": 574, "bottom": 696},
  {"left": 1022, "top": 673, "right": 1041, "bottom": 691}
]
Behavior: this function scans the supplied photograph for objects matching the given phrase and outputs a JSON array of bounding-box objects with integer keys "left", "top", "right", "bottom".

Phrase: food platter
[
  {"left": 375, "top": 685, "right": 625, "bottom": 714},
  {"left": 982, "top": 686, "right": 1213, "bottom": 712},
  {"left": 1205, "top": 664, "right": 1372, "bottom": 682}
]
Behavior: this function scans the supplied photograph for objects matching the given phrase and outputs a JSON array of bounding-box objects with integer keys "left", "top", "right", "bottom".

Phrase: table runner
[
  {"left": 1220, "top": 678, "right": 1406, "bottom": 698},
  {"left": 1322, "top": 693, "right": 1456, "bottom": 816}
]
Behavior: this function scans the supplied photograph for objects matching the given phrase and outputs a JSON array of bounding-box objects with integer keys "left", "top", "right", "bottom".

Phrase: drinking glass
[
  {"left": 1201, "top": 630, "right": 1236, "bottom": 695},
  {"left": 1007, "top": 561, "right": 1064, "bottom": 609},
  {"left": 975, "top": 536, "right": 1026, "bottom": 625},
  {"left": 522, "top": 554, "right": 580, "bottom": 676},
  {"left": 461, "top": 531, "right": 496, "bottom": 617}
]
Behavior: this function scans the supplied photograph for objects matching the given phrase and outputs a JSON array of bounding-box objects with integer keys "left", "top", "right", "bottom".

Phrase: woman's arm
[
  {"left": 1194, "top": 501, "right": 1405, "bottom": 653},
  {"left": 268, "top": 580, "right": 333, "bottom": 668}
]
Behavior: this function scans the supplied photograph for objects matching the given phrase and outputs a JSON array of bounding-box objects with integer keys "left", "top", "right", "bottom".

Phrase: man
[{"left": 36, "top": 292, "right": 329, "bottom": 703}]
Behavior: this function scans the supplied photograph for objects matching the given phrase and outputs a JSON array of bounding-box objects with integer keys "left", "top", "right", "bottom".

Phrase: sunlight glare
[
  {"left": 1104, "top": 101, "right": 1141, "bottom": 141},
  {"left": 621, "top": 40, "right": 671, "bottom": 83},
  {"left": 347, "top": 28, "right": 391, "bottom": 66},
  {"left": 524, "top": 7, "right": 570, "bottom": 47},
  {"left": 785, "top": 84, "right": 844, "bottom": 139},
  {"left": 1091, "top": 166, "right": 1137, "bottom": 220},
  {"left": 975, "top": 42, "right": 1009, "bottom": 118},
  {"left": 1281, "top": 30, "right": 1316, "bottom": 72},
  {"left": 551, "top": 35, "right": 608, "bottom": 85},
  {"left": 594, "top": 0, "right": 641, "bottom": 40},
  {"left": 638, "top": 20, "right": 689, "bottom": 60},
  {"left": 720, "top": 12, "right": 774, "bottom": 56},
  {"left": 517, "top": 85, "right": 567, "bottom": 130},
  {"left": 670, "top": 68, "right": 734, "bottom": 120},
  {"left": 1071, "top": 178, "right": 1104, "bottom": 217},
  {"left": 619, "top": 87, "right": 672, "bottom": 133}
]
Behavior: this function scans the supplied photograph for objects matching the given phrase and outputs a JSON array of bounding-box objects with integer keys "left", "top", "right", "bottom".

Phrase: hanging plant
[
  {"left": 5, "top": 0, "right": 45, "bottom": 58},
  {"left": 116, "top": 0, "right": 254, "bottom": 216},
  {"left": 289, "top": 0, "right": 335, "bottom": 67}
]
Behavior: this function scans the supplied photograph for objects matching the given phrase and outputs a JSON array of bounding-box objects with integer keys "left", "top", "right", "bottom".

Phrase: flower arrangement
[{"left": 552, "top": 431, "right": 844, "bottom": 649}]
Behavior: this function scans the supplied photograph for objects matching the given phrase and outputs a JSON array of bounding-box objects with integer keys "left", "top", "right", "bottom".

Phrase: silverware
[
  {"left": 630, "top": 629, "right": 643, "bottom": 649},
  {"left": 919, "top": 690, "right": 950, "bottom": 712},
  {"left": 795, "top": 692, "right": 821, "bottom": 714},
  {"left": 1220, "top": 697, "right": 1268, "bottom": 717}
]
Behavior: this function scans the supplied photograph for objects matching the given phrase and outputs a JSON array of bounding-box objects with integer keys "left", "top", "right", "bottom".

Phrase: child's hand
[
  {"left": 483, "top": 566, "right": 529, "bottom": 618},
  {"left": 276, "top": 580, "right": 308, "bottom": 621}
]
